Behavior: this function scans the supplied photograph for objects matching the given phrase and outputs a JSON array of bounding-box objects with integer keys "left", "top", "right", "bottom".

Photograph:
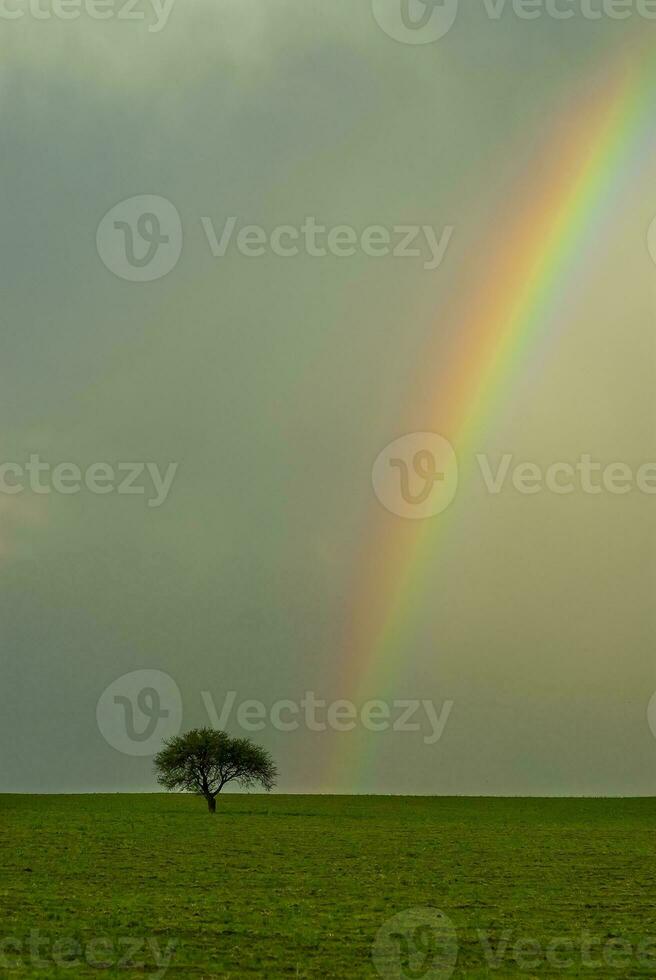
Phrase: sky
[{"left": 1, "top": 0, "right": 655, "bottom": 795}]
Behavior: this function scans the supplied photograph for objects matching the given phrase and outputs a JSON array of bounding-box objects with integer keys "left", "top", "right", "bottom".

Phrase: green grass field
[{"left": 1, "top": 794, "right": 655, "bottom": 977}]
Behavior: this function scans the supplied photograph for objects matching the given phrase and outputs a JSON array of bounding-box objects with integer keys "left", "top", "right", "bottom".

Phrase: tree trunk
[{"left": 206, "top": 795, "right": 217, "bottom": 813}]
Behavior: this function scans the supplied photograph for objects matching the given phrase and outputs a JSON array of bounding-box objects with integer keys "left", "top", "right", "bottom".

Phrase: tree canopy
[{"left": 154, "top": 727, "right": 277, "bottom": 812}]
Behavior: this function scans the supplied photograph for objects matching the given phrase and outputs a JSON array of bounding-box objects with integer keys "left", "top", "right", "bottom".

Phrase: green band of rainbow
[{"left": 332, "top": 49, "right": 653, "bottom": 788}]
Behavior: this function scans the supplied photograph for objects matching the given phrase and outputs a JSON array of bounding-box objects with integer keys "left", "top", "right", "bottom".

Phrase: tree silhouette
[{"left": 154, "top": 727, "right": 277, "bottom": 813}]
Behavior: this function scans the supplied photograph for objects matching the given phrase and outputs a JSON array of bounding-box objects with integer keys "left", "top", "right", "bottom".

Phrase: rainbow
[{"left": 332, "top": 48, "right": 654, "bottom": 788}]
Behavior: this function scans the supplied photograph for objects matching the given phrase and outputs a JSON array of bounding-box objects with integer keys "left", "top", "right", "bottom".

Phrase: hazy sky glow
[{"left": 1, "top": 1, "right": 655, "bottom": 795}]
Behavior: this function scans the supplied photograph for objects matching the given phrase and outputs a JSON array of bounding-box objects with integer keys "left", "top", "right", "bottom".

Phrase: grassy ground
[{"left": 1, "top": 794, "right": 655, "bottom": 977}]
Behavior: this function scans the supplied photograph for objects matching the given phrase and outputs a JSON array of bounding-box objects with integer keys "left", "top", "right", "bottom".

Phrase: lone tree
[{"left": 154, "top": 728, "right": 277, "bottom": 813}]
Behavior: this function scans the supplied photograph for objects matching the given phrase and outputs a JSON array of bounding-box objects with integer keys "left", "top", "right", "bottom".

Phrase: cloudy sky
[{"left": 1, "top": 0, "right": 654, "bottom": 794}]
